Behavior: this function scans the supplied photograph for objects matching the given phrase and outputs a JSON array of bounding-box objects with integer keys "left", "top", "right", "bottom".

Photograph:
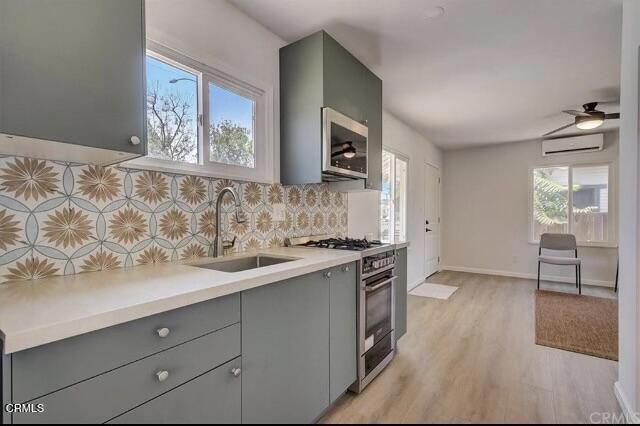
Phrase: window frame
[
  {"left": 380, "top": 148, "right": 409, "bottom": 244},
  {"left": 528, "top": 161, "right": 617, "bottom": 248},
  {"left": 125, "top": 42, "right": 274, "bottom": 183}
]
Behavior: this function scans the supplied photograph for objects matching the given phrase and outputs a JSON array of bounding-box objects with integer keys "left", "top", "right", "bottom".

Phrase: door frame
[{"left": 424, "top": 161, "right": 442, "bottom": 278}]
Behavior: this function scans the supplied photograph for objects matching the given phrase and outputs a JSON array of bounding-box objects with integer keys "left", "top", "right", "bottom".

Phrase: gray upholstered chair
[{"left": 537, "top": 233, "right": 582, "bottom": 294}]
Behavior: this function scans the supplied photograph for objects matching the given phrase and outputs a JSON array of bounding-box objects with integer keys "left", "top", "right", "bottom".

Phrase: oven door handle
[{"left": 365, "top": 276, "right": 397, "bottom": 292}]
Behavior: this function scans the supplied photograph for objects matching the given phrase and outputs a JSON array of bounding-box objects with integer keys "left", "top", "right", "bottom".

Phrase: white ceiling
[{"left": 230, "top": 0, "right": 622, "bottom": 149}]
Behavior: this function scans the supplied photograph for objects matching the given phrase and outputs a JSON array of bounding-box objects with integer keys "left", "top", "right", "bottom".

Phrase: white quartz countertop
[
  {"left": 394, "top": 241, "right": 410, "bottom": 249},
  {"left": 0, "top": 247, "right": 360, "bottom": 354}
]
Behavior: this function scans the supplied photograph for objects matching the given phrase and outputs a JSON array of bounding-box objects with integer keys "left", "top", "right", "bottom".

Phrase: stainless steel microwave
[{"left": 322, "top": 107, "right": 368, "bottom": 179}]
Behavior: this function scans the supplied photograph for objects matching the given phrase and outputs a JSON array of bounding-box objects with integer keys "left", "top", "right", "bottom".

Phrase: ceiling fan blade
[
  {"left": 543, "top": 122, "right": 575, "bottom": 137},
  {"left": 562, "top": 110, "right": 591, "bottom": 117},
  {"left": 604, "top": 112, "right": 620, "bottom": 120}
]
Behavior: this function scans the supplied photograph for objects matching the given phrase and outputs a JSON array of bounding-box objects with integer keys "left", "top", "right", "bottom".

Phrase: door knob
[
  {"left": 156, "top": 370, "right": 169, "bottom": 382},
  {"left": 156, "top": 327, "right": 170, "bottom": 338},
  {"left": 231, "top": 367, "right": 242, "bottom": 377},
  {"left": 130, "top": 135, "right": 141, "bottom": 145}
]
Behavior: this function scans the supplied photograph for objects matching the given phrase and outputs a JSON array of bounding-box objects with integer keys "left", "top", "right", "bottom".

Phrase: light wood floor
[{"left": 321, "top": 271, "right": 620, "bottom": 424}]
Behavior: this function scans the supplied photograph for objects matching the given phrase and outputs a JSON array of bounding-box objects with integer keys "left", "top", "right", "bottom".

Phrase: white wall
[
  {"left": 145, "top": 0, "right": 285, "bottom": 182},
  {"left": 441, "top": 132, "right": 619, "bottom": 286},
  {"left": 616, "top": 0, "right": 640, "bottom": 420},
  {"left": 347, "top": 111, "right": 443, "bottom": 288}
]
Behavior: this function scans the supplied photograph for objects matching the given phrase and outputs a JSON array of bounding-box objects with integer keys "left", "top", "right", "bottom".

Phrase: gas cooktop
[{"left": 299, "top": 237, "right": 383, "bottom": 251}]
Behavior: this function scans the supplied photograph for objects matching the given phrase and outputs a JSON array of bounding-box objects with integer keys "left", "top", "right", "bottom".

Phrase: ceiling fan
[{"left": 543, "top": 102, "right": 620, "bottom": 137}]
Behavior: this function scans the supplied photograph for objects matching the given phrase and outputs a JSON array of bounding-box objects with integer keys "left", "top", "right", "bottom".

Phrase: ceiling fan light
[
  {"left": 343, "top": 149, "right": 356, "bottom": 158},
  {"left": 576, "top": 118, "right": 604, "bottom": 130}
]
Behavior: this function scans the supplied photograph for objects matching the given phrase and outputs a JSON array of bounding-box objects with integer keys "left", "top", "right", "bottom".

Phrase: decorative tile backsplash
[{"left": 0, "top": 156, "right": 347, "bottom": 284}]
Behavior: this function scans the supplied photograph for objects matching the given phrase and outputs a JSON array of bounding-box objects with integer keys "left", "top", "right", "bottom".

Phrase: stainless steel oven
[
  {"left": 351, "top": 247, "right": 396, "bottom": 393},
  {"left": 322, "top": 107, "right": 368, "bottom": 179}
]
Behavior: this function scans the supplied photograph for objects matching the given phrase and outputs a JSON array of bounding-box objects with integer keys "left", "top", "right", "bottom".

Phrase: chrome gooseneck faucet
[{"left": 214, "top": 186, "right": 246, "bottom": 257}]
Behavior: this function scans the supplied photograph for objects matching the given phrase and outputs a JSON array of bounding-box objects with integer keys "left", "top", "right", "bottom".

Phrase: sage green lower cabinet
[
  {"left": 1, "top": 352, "right": 11, "bottom": 425},
  {"left": 241, "top": 270, "right": 331, "bottom": 423},
  {"left": 12, "top": 294, "right": 239, "bottom": 404},
  {"left": 108, "top": 358, "right": 242, "bottom": 424},
  {"left": 329, "top": 262, "right": 357, "bottom": 402},
  {"left": 395, "top": 248, "right": 408, "bottom": 342},
  {"left": 13, "top": 324, "right": 240, "bottom": 424},
  {"left": 3, "top": 263, "right": 359, "bottom": 424}
]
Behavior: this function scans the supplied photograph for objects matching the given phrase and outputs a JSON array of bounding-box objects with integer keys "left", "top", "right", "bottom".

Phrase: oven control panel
[{"left": 362, "top": 250, "right": 395, "bottom": 274}]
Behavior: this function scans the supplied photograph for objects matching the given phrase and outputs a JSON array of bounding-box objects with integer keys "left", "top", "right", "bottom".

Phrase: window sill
[
  {"left": 120, "top": 156, "right": 274, "bottom": 184},
  {"left": 528, "top": 240, "right": 618, "bottom": 249}
]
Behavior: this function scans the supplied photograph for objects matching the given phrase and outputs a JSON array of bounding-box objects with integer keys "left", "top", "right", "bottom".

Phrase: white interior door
[{"left": 424, "top": 163, "right": 440, "bottom": 277}]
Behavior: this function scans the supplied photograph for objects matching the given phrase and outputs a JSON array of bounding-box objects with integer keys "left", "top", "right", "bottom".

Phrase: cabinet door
[
  {"left": 322, "top": 32, "right": 382, "bottom": 190},
  {"left": 329, "top": 262, "right": 358, "bottom": 402},
  {"left": 14, "top": 325, "right": 240, "bottom": 424},
  {"left": 395, "top": 248, "right": 408, "bottom": 341},
  {"left": 108, "top": 358, "right": 242, "bottom": 424},
  {"left": 0, "top": 0, "right": 146, "bottom": 156},
  {"left": 242, "top": 271, "right": 330, "bottom": 423}
]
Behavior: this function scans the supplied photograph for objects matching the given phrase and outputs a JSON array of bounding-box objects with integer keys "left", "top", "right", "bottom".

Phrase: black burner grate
[{"left": 301, "top": 238, "right": 382, "bottom": 251}]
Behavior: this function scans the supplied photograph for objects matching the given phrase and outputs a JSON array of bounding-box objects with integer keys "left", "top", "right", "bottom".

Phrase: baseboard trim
[
  {"left": 440, "top": 265, "right": 615, "bottom": 288},
  {"left": 615, "top": 381, "right": 639, "bottom": 424}
]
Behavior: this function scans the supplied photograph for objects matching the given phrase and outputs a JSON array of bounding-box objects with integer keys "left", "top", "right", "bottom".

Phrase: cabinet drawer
[
  {"left": 13, "top": 294, "right": 239, "bottom": 403},
  {"left": 13, "top": 323, "right": 240, "bottom": 424},
  {"left": 108, "top": 357, "right": 241, "bottom": 424}
]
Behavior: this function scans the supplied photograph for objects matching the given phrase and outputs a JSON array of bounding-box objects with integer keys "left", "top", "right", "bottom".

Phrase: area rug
[
  {"left": 409, "top": 283, "right": 458, "bottom": 300},
  {"left": 535, "top": 290, "right": 618, "bottom": 361}
]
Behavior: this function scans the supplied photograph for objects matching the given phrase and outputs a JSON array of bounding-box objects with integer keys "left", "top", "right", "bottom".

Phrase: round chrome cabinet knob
[
  {"left": 130, "top": 135, "right": 141, "bottom": 145},
  {"left": 156, "top": 327, "right": 170, "bottom": 338},
  {"left": 325, "top": 271, "right": 332, "bottom": 279},
  {"left": 156, "top": 370, "right": 169, "bottom": 382},
  {"left": 343, "top": 265, "right": 350, "bottom": 272},
  {"left": 231, "top": 367, "right": 242, "bottom": 377}
]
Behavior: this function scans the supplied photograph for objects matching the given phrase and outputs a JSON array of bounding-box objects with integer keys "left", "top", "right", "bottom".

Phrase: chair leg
[
  {"left": 578, "top": 265, "right": 582, "bottom": 295},
  {"left": 537, "top": 261, "right": 541, "bottom": 290},
  {"left": 575, "top": 265, "right": 579, "bottom": 288}
]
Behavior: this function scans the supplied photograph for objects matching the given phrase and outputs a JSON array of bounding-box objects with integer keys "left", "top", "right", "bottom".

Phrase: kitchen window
[
  {"left": 530, "top": 163, "right": 615, "bottom": 246},
  {"left": 380, "top": 150, "right": 408, "bottom": 243},
  {"left": 126, "top": 44, "right": 272, "bottom": 182}
]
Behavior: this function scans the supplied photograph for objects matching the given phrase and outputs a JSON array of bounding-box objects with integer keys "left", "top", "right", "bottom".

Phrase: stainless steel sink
[{"left": 193, "top": 255, "right": 297, "bottom": 273}]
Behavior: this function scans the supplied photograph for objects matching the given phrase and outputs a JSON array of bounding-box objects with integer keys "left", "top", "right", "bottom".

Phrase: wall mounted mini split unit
[{"left": 542, "top": 133, "right": 604, "bottom": 156}]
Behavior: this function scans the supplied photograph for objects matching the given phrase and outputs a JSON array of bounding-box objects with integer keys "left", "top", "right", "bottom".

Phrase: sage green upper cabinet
[
  {"left": 0, "top": 0, "right": 146, "bottom": 165},
  {"left": 280, "top": 31, "right": 382, "bottom": 190}
]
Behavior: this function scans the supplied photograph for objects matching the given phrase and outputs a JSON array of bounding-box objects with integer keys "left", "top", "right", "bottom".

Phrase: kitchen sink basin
[{"left": 193, "top": 255, "right": 297, "bottom": 273}]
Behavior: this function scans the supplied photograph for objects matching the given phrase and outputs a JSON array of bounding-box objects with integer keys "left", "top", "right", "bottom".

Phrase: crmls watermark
[
  {"left": 589, "top": 411, "right": 628, "bottom": 424},
  {"left": 4, "top": 403, "right": 45, "bottom": 414}
]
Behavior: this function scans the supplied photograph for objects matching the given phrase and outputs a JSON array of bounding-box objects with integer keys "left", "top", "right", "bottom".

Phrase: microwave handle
[{"left": 365, "top": 276, "right": 397, "bottom": 293}]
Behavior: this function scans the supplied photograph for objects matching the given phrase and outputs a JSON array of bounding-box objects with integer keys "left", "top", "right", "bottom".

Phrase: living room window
[{"left": 531, "top": 164, "right": 615, "bottom": 246}]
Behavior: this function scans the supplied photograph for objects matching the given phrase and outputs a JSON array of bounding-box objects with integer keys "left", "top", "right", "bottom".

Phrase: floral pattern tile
[{"left": 0, "top": 156, "right": 347, "bottom": 285}]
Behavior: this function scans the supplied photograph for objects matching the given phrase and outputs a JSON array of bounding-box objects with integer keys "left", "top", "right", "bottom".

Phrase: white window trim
[
  {"left": 124, "top": 41, "right": 275, "bottom": 183},
  {"left": 380, "top": 147, "right": 409, "bottom": 244},
  {"left": 528, "top": 160, "right": 618, "bottom": 248}
]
